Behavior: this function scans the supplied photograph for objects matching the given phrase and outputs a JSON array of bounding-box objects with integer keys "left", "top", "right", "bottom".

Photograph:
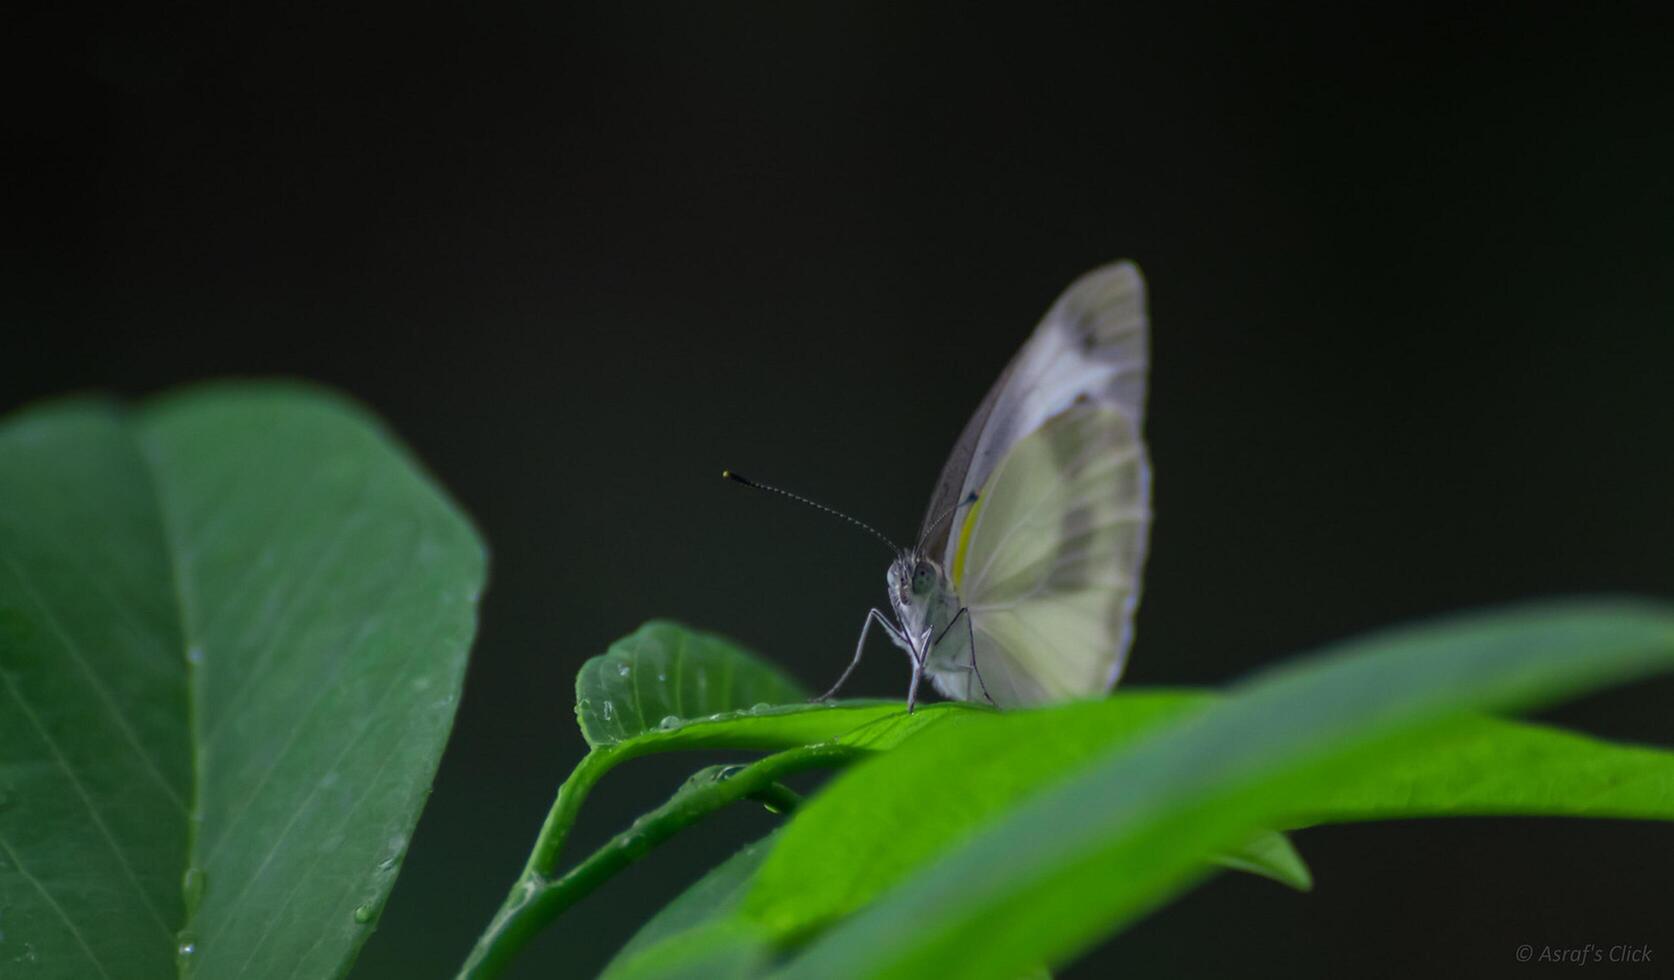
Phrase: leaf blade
[
  {"left": 0, "top": 400, "right": 192, "bottom": 979},
  {"left": 0, "top": 383, "right": 486, "bottom": 979},
  {"left": 762, "top": 600, "right": 1674, "bottom": 979},
  {"left": 576, "top": 622, "right": 808, "bottom": 747}
]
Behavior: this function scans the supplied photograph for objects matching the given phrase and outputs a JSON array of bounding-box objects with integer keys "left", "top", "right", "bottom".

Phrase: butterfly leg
[
  {"left": 929, "top": 607, "right": 995, "bottom": 706},
  {"left": 817, "top": 607, "right": 901, "bottom": 702},
  {"left": 906, "top": 659, "right": 925, "bottom": 714},
  {"left": 960, "top": 607, "right": 995, "bottom": 706}
]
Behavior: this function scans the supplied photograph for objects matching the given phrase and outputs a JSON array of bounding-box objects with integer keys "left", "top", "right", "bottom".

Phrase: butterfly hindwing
[{"left": 926, "top": 404, "right": 1150, "bottom": 705}]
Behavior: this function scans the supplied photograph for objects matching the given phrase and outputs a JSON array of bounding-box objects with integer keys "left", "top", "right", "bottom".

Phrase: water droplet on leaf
[
  {"left": 181, "top": 867, "right": 207, "bottom": 911},
  {"left": 353, "top": 903, "right": 376, "bottom": 924},
  {"left": 601, "top": 702, "right": 616, "bottom": 721},
  {"left": 657, "top": 715, "right": 681, "bottom": 731},
  {"left": 616, "top": 663, "right": 631, "bottom": 678}
]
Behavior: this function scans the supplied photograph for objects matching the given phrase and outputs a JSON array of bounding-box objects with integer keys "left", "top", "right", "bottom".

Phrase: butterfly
[{"left": 727, "top": 261, "right": 1151, "bottom": 710}]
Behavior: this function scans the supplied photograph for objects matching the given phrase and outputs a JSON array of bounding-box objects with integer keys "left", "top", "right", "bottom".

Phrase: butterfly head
[{"left": 887, "top": 550, "right": 946, "bottom": 641}]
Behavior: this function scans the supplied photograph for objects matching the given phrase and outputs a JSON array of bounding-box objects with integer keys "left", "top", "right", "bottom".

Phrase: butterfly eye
[{"left": 911, "top": 563, "right": 933, "bottom": 594}]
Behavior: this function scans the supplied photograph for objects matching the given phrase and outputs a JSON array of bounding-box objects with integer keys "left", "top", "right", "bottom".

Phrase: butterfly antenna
[
  {"left": 722, "top": 470, "right": 900, "bottom": 553},
  {"left": 917, "top": 491, "right": 979, "bottom": 551}
]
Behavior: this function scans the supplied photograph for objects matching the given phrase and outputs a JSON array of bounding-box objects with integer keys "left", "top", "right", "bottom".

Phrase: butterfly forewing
[{"left": 919, "top": 262, "right": 1149, "bottom": 559}]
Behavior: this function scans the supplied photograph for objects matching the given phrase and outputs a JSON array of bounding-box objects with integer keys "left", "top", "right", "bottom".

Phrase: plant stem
[
  {"left": 529, "top": 744, "right": 630, "bottom": 876},
  {"left": 457, "top": 742, "right": 859, "bottom": 980},
  {"left": 747, "top": 780, "right": 804, "bottom": 815}
]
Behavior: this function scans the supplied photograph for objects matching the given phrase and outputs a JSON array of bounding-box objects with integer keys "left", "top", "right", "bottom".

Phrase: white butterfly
[{"left": 730, "top": 261, "right": 1151, "bottom": 710}]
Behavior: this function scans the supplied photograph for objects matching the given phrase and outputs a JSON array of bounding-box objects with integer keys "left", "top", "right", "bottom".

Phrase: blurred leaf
[
  {"left": 1294, "top": 715, "right": 1674, "bottom": 825},
  {"left": 0, "top": 383, "right": 484, "bottom": 979},
  {"left": 1213, "top": 831, "right": 1311, "bottom": 891},
  {"left": 744, "top": 692, "right": 1203, "bottom": 943},
  {"left": 595, "top": 693, "right": 1297, "bottom": 980},
  {"left": 762, "top": 600, "right": 1674, "bottom": 979}
]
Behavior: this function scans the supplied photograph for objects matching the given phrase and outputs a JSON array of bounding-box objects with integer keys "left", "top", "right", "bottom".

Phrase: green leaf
[
  {"left": 763, "top": 600, "right": 1674, "bottom": 979},
  {"left": 0, "top": 383, "right": 485, "bottom": 979},
  {"left": 575, "top": 621, "right": 809, "bottom": 746},
  {"left": 744, "top": 692, "right": 1204, "bottom": 943},
  {"left": 591, "top": 693, "right": 1303, "bottom": 980},
  {"left": 1213, "top": 831, "right": 1311, "bottom": 891},
  {"left": 1294, "top": 715, "right": 1674, "bottom": 825},
  {"left": 572, "top": 621, "right": 992, "bottom": 757}
]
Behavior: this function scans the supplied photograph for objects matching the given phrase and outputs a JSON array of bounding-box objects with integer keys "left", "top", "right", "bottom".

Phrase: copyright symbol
[{"left": 1516, "top": 945, "right": 1533, "bottom": 962}]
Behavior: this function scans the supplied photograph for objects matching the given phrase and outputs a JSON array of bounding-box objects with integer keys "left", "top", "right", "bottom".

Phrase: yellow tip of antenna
[{"left": 721, "top": 469, "right": 732, "bottom": 479}]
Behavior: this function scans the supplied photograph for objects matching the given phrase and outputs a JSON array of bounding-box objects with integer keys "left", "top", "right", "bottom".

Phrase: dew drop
[
  {"left": 601, "top": 702, "right": 616, "bottom": 721},
  {"left": 353, "top": 903, "right": 376, "bottom": 924},
  {"left": 377, "top": 856, "right": 397, "bottom": 872},
  {"left": 181, "top": 867, "right": 207, "bottom": 912},
  {"left": 657, "top": 715, "right": 682, "bottom": 731},
  {"left": 175, "top": 933, "right": 198, "bottom": 969},
  {"left": 656, "top": 672, "right": 667, "bottom": 683},
  {"left": 750, "top": 702, "right": 771, "bottom": 714},
  {"left": 616, "top": 663, "right": 631, "bottom": 678}
]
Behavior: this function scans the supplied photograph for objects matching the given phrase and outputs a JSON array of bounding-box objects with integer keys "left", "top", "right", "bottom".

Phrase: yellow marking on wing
[{"left": 951, "top": 492, "right": 985, "bottom": 590}]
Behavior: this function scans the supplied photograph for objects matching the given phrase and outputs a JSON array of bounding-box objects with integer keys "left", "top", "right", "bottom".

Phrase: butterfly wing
[
  {"left": 922, "top": 262, "right": 1152, "bottom": 706},
  {"left": 919, "top": 261, "right": 1148, "bottom": 558},
  {"left": 926, "top": 404, "right": 1150, "bottom": 705}
]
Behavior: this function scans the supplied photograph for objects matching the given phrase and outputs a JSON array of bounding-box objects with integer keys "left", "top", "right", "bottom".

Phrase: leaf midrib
[{"left": 132, "top": 421, "right": 206, "bottom": 980}]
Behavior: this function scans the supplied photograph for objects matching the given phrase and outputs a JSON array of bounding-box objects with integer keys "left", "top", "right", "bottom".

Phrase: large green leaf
[
  {"left": 0, "top": 383, "right": 485, "bottom": 979},
  {"left": 738, "top": 692, "right": 1263, "bottom": 943},
  {"left": 746, "top": 680, "right": 1674, "bottom": 956},
  {"left": 761, "top": 600, "right": 1674, "bottom": 979},
  {"left": 595, "top": 693, "right": 1307, "bottom": 978}
]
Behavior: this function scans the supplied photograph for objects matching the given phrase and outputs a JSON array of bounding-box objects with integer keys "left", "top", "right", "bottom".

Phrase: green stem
[
  {"left": 457, "top": 742, "right": 858, "bottom": 980},
  {"left": 529, "top": 744, "right": 631, "bottom": 876},
  {"left": 747, "top": 780, "right": 804, "bottom": 815}
]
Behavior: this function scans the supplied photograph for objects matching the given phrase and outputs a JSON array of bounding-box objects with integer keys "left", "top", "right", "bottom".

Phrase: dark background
[{"left": 6, "top": 4, "right": 1674, "bottom": 978}]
